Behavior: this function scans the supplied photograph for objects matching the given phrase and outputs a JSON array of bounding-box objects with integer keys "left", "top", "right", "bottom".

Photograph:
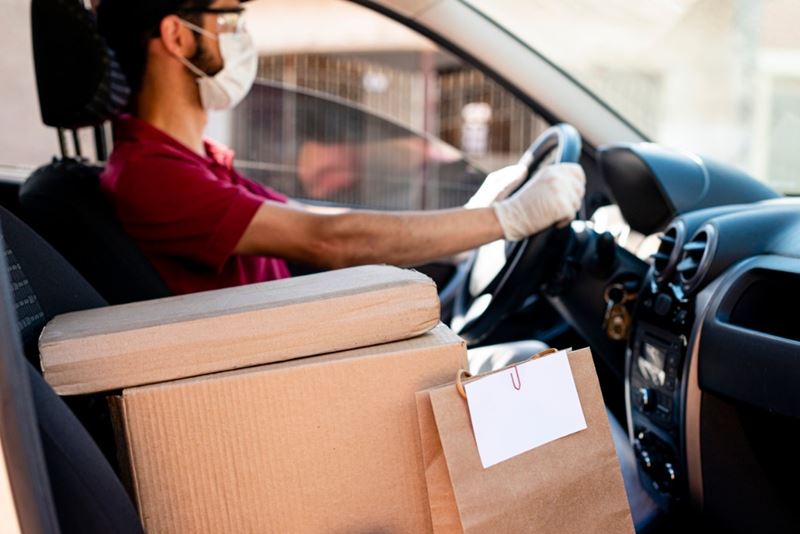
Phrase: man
[
  {"left": 97, "top": 0, "right": 585, "bottom": 295},
  {"left": 95, "top": 2, "right": 660, "bottom": 526}
]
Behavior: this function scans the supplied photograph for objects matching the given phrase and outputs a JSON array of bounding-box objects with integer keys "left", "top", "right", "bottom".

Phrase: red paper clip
[{"left": 510, "top": 365, "right": 521, "bottom": 391}]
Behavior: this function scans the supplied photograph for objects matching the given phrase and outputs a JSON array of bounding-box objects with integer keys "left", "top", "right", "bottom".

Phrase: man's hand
[
  {"left": 492, "top": 163, "right": 586, "bottom": 241},
  {"left": 465, "top": 164, "right": 528, "bottom": 209}
]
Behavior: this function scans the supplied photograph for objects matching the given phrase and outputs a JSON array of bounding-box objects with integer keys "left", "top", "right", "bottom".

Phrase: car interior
[{"left": 3, "top": 0, "right": 800, "bottom": 533}]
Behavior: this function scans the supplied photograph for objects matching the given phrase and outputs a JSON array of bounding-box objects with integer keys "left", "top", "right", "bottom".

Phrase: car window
[
  {"left": 211, "top": 0, "right": 551, "bottom": 210},
  {"left": 0, "top": 1, "right": 60, "bottom": 179},
  {"left": 1, "top": 0, "right": 551, "bottom": 206},
  {"left": 465, "top": 0, "right": 800, "bottom": 195}
]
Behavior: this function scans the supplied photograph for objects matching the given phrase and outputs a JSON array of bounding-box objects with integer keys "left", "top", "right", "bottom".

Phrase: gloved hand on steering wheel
[
  {"left": 465, "top": 164, "right": 530, "bottom": 208},
  {"left": 492, "top": 163, "right": 585, "bottom": 241},
  {"left": 452, "top": 124, "right": 585, "bottom": 344}
]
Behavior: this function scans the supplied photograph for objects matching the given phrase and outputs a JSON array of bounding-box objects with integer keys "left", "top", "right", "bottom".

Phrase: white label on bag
[{"left": 464, "top": 350, "right": 587, "bottom": 469}]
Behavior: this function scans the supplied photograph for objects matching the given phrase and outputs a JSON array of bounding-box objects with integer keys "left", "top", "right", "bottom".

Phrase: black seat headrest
[{"left": 32, "top": 0, "right": 130, "bottom": 129}]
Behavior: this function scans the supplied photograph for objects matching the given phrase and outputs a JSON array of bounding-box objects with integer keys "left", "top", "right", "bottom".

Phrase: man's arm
[
  {"left": 234, "top": 201, "right": 503, "bottom": 270},
  {"left": 234, "top": 163, "right": 585, "bottom": 270}
]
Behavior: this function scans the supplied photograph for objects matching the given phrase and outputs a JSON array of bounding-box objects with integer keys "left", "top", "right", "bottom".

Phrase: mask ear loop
[
  {"left": 178, "top": 18, "right": 218, "bottom": 40},
  {"left": 174, "top": 18, "right": 218, "bottom": 78}
]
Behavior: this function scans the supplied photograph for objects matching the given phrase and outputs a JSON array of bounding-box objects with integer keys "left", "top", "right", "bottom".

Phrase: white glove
[
  {"left": 492, "top": 163, "right": 586, "bottom": 241},
  {"left": 465, "top": 164, "right": 528, "bottom": 209}
]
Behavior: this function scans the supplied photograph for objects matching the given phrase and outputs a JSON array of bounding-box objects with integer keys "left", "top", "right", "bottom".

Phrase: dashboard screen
[{"left": 638, "top": 341, "right": 667, "bottom": 386}]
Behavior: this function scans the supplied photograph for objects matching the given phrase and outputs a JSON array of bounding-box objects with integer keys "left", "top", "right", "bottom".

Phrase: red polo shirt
[{"left": 101, "top": 115, "right": 291, "bottom": 295}]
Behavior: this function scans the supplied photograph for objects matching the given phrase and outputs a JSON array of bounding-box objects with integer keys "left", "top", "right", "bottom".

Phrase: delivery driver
[
  {"left": 96, "top": 0, "right": 585, "bottom": 295},
  {"left": 95, "top": 2, "right": 660, "bottom": 525}
]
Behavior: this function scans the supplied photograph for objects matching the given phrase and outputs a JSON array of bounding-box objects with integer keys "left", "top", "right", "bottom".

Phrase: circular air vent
[
  {"left": 652, "top": 221, "right": 686, "bottom": 282},
  {"left": 677, "top": 225, "right": 716, "bottom": 293}
]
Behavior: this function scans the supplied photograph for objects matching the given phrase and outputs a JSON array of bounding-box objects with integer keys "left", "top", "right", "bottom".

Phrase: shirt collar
[{"left": 114, "top": 114, "right": 236, "bottom": 169}]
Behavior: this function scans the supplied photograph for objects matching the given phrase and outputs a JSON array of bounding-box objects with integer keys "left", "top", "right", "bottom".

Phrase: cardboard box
[
  {"left": 40, "top": 265, "right": 440, "bottom": 395},
  {"left": 111, "top": 324, "right": 466, "bottom": 533}
]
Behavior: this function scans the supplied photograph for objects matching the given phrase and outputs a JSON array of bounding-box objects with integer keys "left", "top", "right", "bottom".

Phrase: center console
[{"left": 627, "top": 278, "right": 692, "bottom": 509}]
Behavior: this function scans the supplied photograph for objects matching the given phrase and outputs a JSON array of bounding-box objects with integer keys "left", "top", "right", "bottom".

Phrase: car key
[{"left": 603, "top": 284, "right": 636, "bottom": 341}]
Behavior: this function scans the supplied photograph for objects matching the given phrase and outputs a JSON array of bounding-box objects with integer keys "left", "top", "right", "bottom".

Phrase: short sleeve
[
  {"left": 113, "top": 151, "right": 265, "bottom": 272},
  {"left": 234, "top": 170, "right": 289, "bottom": 203}
]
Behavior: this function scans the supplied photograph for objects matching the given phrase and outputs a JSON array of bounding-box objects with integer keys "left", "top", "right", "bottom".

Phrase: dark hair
[{"left": 97, "top": 0, "right": 213, "bottom": 94}]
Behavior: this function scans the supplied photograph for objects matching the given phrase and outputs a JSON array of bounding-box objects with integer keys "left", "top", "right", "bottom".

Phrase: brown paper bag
[{"left": 415, "top": 347, "right": 633, "bottom": 533}]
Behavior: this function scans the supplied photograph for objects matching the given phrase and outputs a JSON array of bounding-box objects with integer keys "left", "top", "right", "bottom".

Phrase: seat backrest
[
  {"left": 19, "top": 159, "right": 172, "bottom": 305},
  {"left": 0, "top": 208, "right": 143, "bottom": 533},
  {"left": 0, "top": 203, "right": 106, "bottom": 361},
  {"left": 28, "top": 0, "right": 171, "bottom": 304},
  {"left": 26, "top": 0, "right": 172, "bottom": 305},
  {"left": 0, "top": 205, "right": 119, "bottom": 463}
]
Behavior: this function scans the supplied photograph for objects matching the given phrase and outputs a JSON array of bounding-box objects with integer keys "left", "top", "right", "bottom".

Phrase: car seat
[
  {"left": 1, "top": 204, "right": 121, "bottom": 463},
  {"left": 20, "top": 0, "right": 171, "bottom": 305},
  {"left": 0, "top": 207, "right": 143, "bottom": 533}
]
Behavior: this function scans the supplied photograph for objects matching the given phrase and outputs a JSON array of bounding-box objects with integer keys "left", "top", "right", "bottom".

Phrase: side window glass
[{"left": 222, "top": 0, "right": 551, "bottom": 210}]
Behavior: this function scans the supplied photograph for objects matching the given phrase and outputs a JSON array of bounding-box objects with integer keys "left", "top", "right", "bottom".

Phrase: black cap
[
  {"left": 98, "top": 0, "right": 210, "bottom": 41},
  {"left": 97, "top": 0, "right": 250, "bottom": 37}
]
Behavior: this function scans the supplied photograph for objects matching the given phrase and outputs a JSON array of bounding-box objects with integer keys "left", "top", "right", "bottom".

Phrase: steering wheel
[{"left": 446, "top": 123, "right": 582, "bottom": 345}]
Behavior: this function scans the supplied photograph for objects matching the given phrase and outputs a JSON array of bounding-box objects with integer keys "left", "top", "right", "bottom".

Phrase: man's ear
[{"left": 158, "top": 15, "right": 195, "bottom": 57}]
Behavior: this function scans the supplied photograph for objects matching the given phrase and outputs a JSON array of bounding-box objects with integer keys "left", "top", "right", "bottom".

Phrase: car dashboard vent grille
[
  {"left": 678, "top": 226, "right": 715, "bottom": 293},
  {"left": 652, "top": 222, "right": 684, "bottom": 281}
]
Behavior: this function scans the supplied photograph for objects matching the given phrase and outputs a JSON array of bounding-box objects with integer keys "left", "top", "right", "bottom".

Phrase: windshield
[{"left": 464, "top": 0, "right": 800, "bottom": 194}]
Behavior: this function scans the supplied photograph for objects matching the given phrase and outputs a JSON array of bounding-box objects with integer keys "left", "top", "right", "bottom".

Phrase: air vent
[
  {"left": 652, "top": 221, "right": 685, "bottom": 281},
  {"left": 678, "top": 225, "right": 716, "bottom": 293}
]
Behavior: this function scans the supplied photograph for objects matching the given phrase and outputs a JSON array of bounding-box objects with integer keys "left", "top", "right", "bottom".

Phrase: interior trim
[{"left": 684, "top": 320, "right": 704, "bottom": 509}]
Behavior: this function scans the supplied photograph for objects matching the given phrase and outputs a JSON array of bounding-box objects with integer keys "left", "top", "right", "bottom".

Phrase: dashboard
[{"left": 594, "top": 143, "right": 800, "bottom": 531}]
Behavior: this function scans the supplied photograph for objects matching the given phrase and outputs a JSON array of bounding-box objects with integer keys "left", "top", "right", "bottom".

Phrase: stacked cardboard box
[{"left": 40, "top": 266, "right": 466, "bottom": 533}]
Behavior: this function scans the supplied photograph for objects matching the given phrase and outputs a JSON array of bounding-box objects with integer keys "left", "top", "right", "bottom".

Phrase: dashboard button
[
  {"left": 654, "top": 294, "right": 673, "bottom": 316},
  {"left": 636, "top": 388, "right": 655, "bottom": 412},
  {"left": 664, "top": 462, "right": 676, "bottom": 482},
  {"left": 662, "top": 462, "right": 678, "bottom": 493},
  {"left": 639, "top": 449, "right": 653, "bottom": 472}
]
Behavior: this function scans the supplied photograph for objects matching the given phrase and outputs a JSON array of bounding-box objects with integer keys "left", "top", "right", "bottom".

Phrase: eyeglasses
[{"left": 179, "top": 6, "right": 246, "bottom": 34}]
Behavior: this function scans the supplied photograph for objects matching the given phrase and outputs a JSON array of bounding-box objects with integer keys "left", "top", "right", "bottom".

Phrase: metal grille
[{"left": 232, "top": 53, "right": 550, "bottom": 210}]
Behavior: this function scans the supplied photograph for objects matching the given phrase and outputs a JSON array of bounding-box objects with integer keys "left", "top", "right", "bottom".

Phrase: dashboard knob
[{"left": 654, "top": 293, "right": 673, "bottom": 316}]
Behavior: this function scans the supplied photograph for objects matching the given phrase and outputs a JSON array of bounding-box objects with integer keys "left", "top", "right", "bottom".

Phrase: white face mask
[{"left": 177, "top": 19, "right": 257, "bottom": 111}]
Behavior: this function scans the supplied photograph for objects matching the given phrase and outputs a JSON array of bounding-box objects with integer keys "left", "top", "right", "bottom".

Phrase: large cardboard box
[
  {"left": 40, "top": 265, "right": 440, "bottom": 394},
  {"left": 111, "top": 324, "right": 466, "bottom": 533}
]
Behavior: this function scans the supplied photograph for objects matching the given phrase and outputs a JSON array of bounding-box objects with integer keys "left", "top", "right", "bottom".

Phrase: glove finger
[
  {"left": 563, "top": 186, "right": 582, "bottom": 214},
  {"left": 561, "top": 162, "right": 586, "bottom": 183}
]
